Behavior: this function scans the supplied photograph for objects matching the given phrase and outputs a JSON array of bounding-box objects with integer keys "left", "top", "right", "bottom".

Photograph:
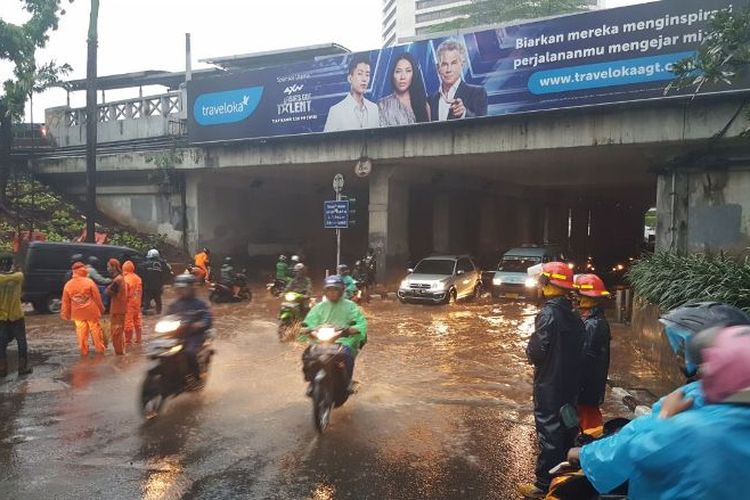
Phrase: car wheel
[
  {"left": 445, "top": 288, "right": 457, "bottom": 305},
  {"left": 46, "top": 295, "right": 62, "bottom": 314},
  {"left": 471, "top": 285, "right": 482, "bottom": 301}
]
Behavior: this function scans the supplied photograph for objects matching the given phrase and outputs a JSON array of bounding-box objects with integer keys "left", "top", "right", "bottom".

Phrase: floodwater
[{"left": 0, "top": 290, "right": 632, "bottom": 499}]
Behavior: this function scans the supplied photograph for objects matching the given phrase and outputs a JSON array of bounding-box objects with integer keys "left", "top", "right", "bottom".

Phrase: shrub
[{"left": 627, "top": 252, "right": 750, "bottom": 312}]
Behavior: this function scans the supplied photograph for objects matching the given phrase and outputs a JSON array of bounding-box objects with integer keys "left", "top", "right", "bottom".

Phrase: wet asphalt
[{"left": 0, "top": 289, "right": 637, "bottom": 500}]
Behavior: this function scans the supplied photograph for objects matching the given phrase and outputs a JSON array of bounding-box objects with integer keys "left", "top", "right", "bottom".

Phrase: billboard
[{"left": 187, "top": 0, "right": 748, "bottom": 143}]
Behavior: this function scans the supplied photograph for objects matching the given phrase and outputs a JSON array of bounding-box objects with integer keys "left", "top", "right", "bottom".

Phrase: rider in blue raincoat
[{"left": 568, "top": 303, "right": 750, "bottom": 498}]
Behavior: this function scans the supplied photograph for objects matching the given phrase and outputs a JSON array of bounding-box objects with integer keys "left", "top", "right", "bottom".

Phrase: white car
[{"left": 398, "top": 255, "right": 482, "bottom": 305}]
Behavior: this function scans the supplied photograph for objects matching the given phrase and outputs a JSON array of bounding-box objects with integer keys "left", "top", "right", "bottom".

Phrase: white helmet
[
  {"left": 147, "top": 249, "right": 160, "bottom": 259},
  {"left": 291, "top": 255, "right": 300, "bottom": 263}
]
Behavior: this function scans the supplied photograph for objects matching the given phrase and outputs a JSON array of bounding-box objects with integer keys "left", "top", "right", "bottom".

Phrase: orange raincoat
[
  {"left": 61, "top": 264, "right": 105, "bottom": 356},
  {"left": 106, "top": 259, "right": 128, "bottom": 354},
  {"left": 123, "top": 261, "right": 143, "bottom": 344}
]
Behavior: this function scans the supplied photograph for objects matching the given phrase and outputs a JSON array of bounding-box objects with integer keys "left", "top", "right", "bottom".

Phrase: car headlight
[
  {"left": 284, "top": 292, "right": 297, "bottom": 301},
  {"left": 525, "top": 277, "right": 537, "bottom": 288},
  {"left": 400, "top": 280, "right": 409, "bottom": 289},
  {"left": 493, "top": 277, "right": 503, "bottom": 285},
  {"left": 432, "top": 281, "right": 446, "bottom": 291},
  {"left": 155, "top": 320, "right": 181, "bottom": 334}
]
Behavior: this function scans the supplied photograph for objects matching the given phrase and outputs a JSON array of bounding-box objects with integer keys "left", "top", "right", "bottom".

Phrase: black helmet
[
  {"left": 659, "top": 302, "right": 750, "bottom": 335},
  {"left": 337, "top": 264, "right": 349, "bottom": 274},
  {"left": 174, "top": 272, "right": 196, "bottom": 288},
  {"left": 70, "top": 253, "right": 85, "bottom": 264},
  {"left": 87, "top": 256, "right": 99, "bottom": 265},
  {"left": 0, "top": 253, "right": 13, "bottom": 272}
]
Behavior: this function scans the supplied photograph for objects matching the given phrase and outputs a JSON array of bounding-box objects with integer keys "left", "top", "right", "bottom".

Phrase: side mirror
[
  {"left": 456, "top": 269, "right": 465, "bottom": 276},
  {"left": 407, "top": 268, "right": 414, "bottom": 273}
]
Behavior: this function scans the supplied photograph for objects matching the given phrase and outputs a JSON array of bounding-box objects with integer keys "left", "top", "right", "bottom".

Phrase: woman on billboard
[{"left": 378, "top": 52, "right": 431, "bottom": 126}]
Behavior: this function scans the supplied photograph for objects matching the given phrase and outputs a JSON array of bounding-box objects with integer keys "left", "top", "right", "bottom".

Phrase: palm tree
[{"left": 426, "top": 0, "right": 598, "bottom": 33}]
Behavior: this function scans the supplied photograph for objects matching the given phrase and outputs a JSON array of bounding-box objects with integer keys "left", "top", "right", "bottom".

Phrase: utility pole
[{"left": 85, "top": 0, "right": 100, "bottom": 243}]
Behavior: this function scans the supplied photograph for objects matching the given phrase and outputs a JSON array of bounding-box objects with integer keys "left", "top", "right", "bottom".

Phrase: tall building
[{"left": 382, "top": 0, "right": 602, "bottom": 46}]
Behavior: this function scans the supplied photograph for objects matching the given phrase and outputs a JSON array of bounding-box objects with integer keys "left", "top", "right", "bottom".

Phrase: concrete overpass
[{"left": 34, "top": 89, "right": 750, "bottom": 282}]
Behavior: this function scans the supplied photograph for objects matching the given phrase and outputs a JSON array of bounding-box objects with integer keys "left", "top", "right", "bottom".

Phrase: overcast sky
[{"left": 1, "top": 0, "right": 654, "bottom": 121}]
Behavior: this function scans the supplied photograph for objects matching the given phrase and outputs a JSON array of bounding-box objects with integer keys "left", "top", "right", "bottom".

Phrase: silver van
[{"left": 491, "top": 246, "right": 564, "bottom": 300}]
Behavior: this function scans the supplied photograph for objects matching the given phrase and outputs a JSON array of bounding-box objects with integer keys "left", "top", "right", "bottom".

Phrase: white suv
[{"left": 398, "top": 255, "right": 482, "bottom": 305}]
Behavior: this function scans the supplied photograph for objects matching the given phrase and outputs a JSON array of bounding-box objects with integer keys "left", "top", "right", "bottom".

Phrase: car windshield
[
  {"left": 498, "top": 256, "right": 541, "bottom": 272},
  {"left": 413, "top": 259, "right": 455, "bottom": 275}
]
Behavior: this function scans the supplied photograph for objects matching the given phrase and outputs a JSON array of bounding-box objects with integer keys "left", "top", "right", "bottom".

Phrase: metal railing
[{"left": 64, "top": 92, "right": 182, "bottom": 127}]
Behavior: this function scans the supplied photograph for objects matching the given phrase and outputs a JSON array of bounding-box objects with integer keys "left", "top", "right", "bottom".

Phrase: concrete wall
[{"left": 657, "top": 166, "right": 750, "bottom": 255}]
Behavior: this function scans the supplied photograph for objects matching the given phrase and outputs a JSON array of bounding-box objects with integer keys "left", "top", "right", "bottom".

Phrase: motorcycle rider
[
  {"left": 193, "top": 247, "right": 211, "bottom": 283},
  {"left": 566, "top": 302, "right": 750, "bottom": 497},
  {"left": 518, "top": 262, "right": 585, "bottom": 499},
  {"left": 300, "top": 275, "right": 367, "bottom": 387},
  {"left": 219, "top": 257, "right": 240, "bottom": 299},
  {"left": 86, "top": 256, "right": 111, "bottom": 312},
  {"left": 573, "top": 273, "right": 611, "bottom": 431},
  {"left": 276, "top": 254, "right": 290, "bottom": 284},
  {"left": 284, "top": 263, "right": 313, "bottom": 315},
  {"left": 364, "top": 247, "right": 377, "bottom": 285},
  {"left": 165, "top": 273, "right": 213, "bottom": 383},
  {"left": 337, "top": 264, "right": 357, "bottom": 300}
]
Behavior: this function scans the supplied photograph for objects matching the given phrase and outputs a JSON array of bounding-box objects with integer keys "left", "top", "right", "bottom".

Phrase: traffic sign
[
  {"left": 332, "top": 173, "right": 344, "bottom": 193},
  {"left": 324, "top": 200, "right": 349, "bottom": 229}
]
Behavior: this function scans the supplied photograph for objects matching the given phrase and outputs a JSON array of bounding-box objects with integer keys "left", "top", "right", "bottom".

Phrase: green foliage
[
  {"left": 668, "top": 8, "right": 750, "bottom": 133},
  {"left": 627, "top": 252, "right": 750, "bottom": 312},
  {"left": 426, "top": 0, "right": 595, "bottom": 33}
]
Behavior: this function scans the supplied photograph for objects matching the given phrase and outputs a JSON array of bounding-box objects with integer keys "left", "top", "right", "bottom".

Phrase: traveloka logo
[{"left": 194, "top": 87, "right": 264, "bottom": 126}]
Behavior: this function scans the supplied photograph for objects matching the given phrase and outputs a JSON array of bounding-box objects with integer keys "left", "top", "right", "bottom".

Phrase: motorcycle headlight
[
  {"left": 155, "top": 320, "right": 181, "bottom": 334},
  {"left": 525, "top": 277, "right": 537, "bottom": 288},
  {"left": 316, "top": 327, "right": 337, "bottom": 342},
  {"left": 284, "top": 292, "right": 297, "bottom": 301}
]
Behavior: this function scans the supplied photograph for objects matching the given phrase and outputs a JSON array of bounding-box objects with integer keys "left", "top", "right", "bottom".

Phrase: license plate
[{"left": 504, "top": 293, "right": 520, "bottom": 299}]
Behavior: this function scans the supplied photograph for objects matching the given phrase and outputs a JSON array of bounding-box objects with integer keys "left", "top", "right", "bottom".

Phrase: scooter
[
  {"left": 352, "top": 279, "right": 368, "bottom": 304},
  {"left": 209, "top": 271, "right": 252, "bottom": 303},
  {"left": 266, "top": 277, "right": 287, "bottom": 297},
  {"left": 278, "top": 291, "right": 309, "bottom": 341},
  {"left": 139, "top": 313, "right": 214, "bottom": 419},
  {"left": 302, "top": 326, "right": 352, "bottom": 433}
]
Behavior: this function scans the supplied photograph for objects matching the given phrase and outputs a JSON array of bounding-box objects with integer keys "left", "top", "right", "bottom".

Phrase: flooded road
[{"left": 0, "top": 291, "right": 631, "bottom": 499}]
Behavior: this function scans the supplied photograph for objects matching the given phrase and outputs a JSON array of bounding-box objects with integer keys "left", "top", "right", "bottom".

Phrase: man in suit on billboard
[
  {"left": 429, "top": 39, "right": 488, "bottom": 121},
  {"left": 324, "top": 54, "right": 380, "bottom": 132}
]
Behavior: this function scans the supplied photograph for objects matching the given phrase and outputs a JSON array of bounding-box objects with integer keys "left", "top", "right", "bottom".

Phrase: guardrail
[{"left": 64, "top": 92, "right": 182, "bottom": 126}]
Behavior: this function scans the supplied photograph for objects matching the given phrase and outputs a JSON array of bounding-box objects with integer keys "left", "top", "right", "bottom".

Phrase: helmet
[
  {"left": 660, "top": 302, "right": 750, "bottom": 377},
  {"left": 70, "top": 253, "right": 85, "bottom": 264},
  {"left": 337, "top": 264, "right": 349, "bottom": 274},
  {"left": 540, "top": 262, "right": 575, "bottom": 290},
  {"left": 202, "top": 247, "right": 210, "bottom": 254},
  {"left": 279, "top": 254, "right": 288, "bottom": 262},
  {"left": 293, "top": 263, "right": 305, "bottom": 272},
  {"left": 174, "top": 272, "right": 196, "bottom": 288},
  {"left": 574, "top": 274, "right": 610, "bottom": 298},
  {"left": 324, "top": 275, "right": 345, "bottom": 290},
  {"left": 355, "top": 260, "right": 362, "bottom": 266},
  {"left": 688, "top": 325, "right": 750, "bottom": 403},
  {"left": 291, "top": 255, "right": 300, "bottom": 263},
  {"left": 87, "top": 256, "right": 100, "bottom": 266},
  {"left": 147, "top": 249, "right": 160, "bottom": 259},
  {"left": 0, "top": 253, "right": 13, "bottom": 272},
  {"left": 224, "top": 257, "right": 233, "bottom": 264}
]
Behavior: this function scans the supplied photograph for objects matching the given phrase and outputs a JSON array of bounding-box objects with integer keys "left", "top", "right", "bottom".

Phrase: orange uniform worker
[
  {"left": 123, "top": 261, "right": 143, "bottom": 344},
  {"left": 194, "top": 248, "right": 210, "bottom": 283},
  {"left": 105, "top": 259, "right": 129, "bottom": 355},
  {"left": 61, "top": 262, "right": 105, "bottom": 356}
]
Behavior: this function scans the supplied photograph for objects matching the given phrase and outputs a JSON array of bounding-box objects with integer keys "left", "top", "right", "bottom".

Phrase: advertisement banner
[{"left": 187, "top": 0, "right": 748, "bottom": 143}]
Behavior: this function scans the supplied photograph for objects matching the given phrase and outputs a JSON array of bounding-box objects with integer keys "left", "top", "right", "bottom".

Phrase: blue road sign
[{"left": 324, "top": 200, "right": 349, "bottom": 229}]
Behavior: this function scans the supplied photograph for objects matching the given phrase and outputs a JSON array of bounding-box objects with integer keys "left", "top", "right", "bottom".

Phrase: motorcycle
[
  {"left": 139, "top": 314, "right": 214, "bottom": 419},
  {"left": 352, "top": 279, "right": 367, "bottom": 304},
  {"left": 266, "top": 277, "right": 287, "bottom": 297},
  {"left": 209, "top": 271, "right": 252, "bottom": 303},
  {"left": 302, "top": 326, "right": 352, "bottom": 433},
  {"left": 278, "top": 291, "right": 309, "bottom": 341}
]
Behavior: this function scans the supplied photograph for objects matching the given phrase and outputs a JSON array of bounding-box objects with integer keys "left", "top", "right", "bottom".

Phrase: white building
[{"left": 382, "top": 0, "right": 604, "bottom": 46}]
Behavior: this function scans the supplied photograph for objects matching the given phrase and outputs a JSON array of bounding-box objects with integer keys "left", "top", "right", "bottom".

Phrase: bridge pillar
[
  {"left": 478, "top": 196, "right": 499, "bottom": 262},
  {"left": 369, "top": 167, "right": 409, "bottom": 285},
  {"left": 433, "top": 193, "right": 452, "bottom": 254}
]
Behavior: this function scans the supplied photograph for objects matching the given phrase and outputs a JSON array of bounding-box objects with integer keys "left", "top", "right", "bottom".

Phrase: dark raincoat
[{"left": 579, "top": 307, "right": 611, "bottom": 406}]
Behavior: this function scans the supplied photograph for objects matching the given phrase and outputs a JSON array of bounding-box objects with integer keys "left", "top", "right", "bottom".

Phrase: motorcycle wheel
[
  {"left": 140, "top": 374, "right": 164, "bottom": 420},
  {"left": 312, "top": 379, "right": 333, "bottom": 433},
  {"left": 277, "top": 323, "right": 288, "bottom": 341},
  {"left": 241, "top": 290, "right": 252, "bottom": 302}
]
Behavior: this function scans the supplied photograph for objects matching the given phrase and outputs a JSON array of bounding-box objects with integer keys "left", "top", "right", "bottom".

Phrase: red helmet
[
  {"left": 574, "top": 274, "right": 610, "bottom": 298},
  {"left": 541, "top": 262, "right": 575, "bottom": 290}
]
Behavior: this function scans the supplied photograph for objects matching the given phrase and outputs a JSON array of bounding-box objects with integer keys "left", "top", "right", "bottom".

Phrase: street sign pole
[{"left": 332, "top": 173, "right": 344, "bottom": 270}]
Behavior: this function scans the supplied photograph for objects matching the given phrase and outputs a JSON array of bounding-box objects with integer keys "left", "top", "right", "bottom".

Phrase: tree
[
  {"left": 669, "top": 8, "right": 750, "bottom": 133},
  {"left": 0, "top": 0, "right": 71, "bottom": 205},
  {"left": 426, "top": 0, "right": 596, "bottom": 33}
]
